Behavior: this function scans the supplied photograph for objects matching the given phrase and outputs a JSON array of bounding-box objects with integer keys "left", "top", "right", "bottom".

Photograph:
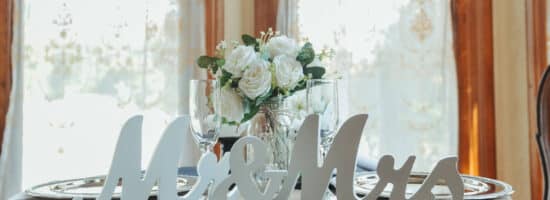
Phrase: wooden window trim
[
  {"left": 454, "top": 0, "right": 547, "bottom": 198},
  {"left": 451, "top": 0, "right": 497, "bottom": 178},
  {"left": 0, "top": 0, "right": 13, "bottom": 154},
  {"left": 526, "top": 0, "right": 547, "bottom": 199},
  {"left": 205, "top": 0, "right": 224, "bottom": 156},
  {"left": 205, "top": 0, "right": 224, "bottom": 58},
  {"left": 254, "top": 0, "right": 278, "bottom": 37}
]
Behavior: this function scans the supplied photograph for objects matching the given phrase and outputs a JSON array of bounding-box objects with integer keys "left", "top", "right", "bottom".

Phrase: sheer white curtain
[
  {"left": 279, "top": 0, "right": 458, "bottom": 171},
  {"left": 0, "top": 0, "right": 204, "bottom": 193}
]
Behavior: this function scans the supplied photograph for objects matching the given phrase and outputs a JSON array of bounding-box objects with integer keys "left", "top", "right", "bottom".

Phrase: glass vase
[{"left": 247, "top": 98, "right": 295, "bottom": 170}]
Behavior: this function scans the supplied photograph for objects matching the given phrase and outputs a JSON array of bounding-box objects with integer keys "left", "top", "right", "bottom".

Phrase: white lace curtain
[
  {"left": 279, "top": 0, "right": 458, "bottom": 171},
  {"left": 0, "top": 0, "right": 205, "bottom": 194}
]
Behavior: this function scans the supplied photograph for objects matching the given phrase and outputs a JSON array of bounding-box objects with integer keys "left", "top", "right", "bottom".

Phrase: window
[
  {"left": 290, "top": 0, "right": 457, "bottom": 170},
  {"left": 20, "top": 0, "right": 199, "bottom": 188}
]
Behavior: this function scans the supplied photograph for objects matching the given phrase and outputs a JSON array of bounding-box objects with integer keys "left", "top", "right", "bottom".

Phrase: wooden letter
[
  {"left": 98, "top": 116, "right": 189, "bottom": 200},
  {"left": 275, "top": 114, "right": 369, "bottom": 200}
]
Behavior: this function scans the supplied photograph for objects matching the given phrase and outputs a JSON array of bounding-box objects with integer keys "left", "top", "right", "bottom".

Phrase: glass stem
[{"left": 200, "top": 143, "right": 211, "bottom": 154}]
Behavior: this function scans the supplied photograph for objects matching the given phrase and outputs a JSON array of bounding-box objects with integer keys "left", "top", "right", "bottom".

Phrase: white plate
[
  {"left": 332, "top": 172, "right": 513, "bottom": 200},
  {"left": 25, "top": 174, "right": 196, "bottom": 199}
]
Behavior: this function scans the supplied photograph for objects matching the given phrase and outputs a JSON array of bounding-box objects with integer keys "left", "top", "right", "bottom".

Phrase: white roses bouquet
[{"left": 197, "top": 29, "right": 329, "bottom": 124}]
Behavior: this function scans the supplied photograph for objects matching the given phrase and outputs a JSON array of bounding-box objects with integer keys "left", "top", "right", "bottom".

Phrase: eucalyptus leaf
[
  {"left": 296, "top": 42, "right": 315, "bottom": 67},
  {"left": 215, "top": 59, "right": 225, "bottom": 68},
  {"left": 197, "top": 56, "right": 214, "bottom": 68},
  {"left": 211, "top": 58, "right": 225, "bottom": 74},
  {"left": 240, "top": 97, "right": 260, "bottom": 123},
  {"left": 304, "top": 66, "right": 326, "bottom": 79},
  {"left": 242, "top": 34, "right": 259, "bottom": 51},
  {"left": 290, "top": 80, "right": 307, "bottom": 93},
  {"left": 241, "top": 105, "right": 259, "bottom": 123},
  {"left": 220, "top": 70, "right": 233, "bottom": 87},
  {"left": 302, "top": 42, "right": 313, "bottom": 49}
]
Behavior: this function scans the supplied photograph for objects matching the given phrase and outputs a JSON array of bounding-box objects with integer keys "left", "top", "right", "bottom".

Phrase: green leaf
[
  {"left": 215, "top": 59, "right": 225, "bottom": 68},
  {"left": 302, "top": 42, "right": 313, "bottom": 49},
  {"left": 212, "top": 58, "right": 225, "bottom": 74},
  {"left": 242, "top": 34, "right": 257, "bottom": 46},
  {"left": 222, "top": 117, "right": 238, "bottom": 126},
  {"left": 242, "top": 34, "right": 259, "bottom": 51},
  {"left": 304, "top": 66, "right": 326, "bottom": 79},
  {"left": 197, "top": 56, "right": 224, "bottom": 74},
  {"left": 219, "top": 70, "right": 233, "bottom": 87},
  {"left": 255, "top": 90, "right": 272, "bottom": 106},
  {"left": 296, "top": 42, "right": 315, "bottom": 67},
  {"left": 290, "top": 80, "right": 307, "bottom": 93},
  {"left": 241, "top": 104, "right": 259, "bottom": 123},
  {"left": 197, "top": 56, "right": 214, "bottom": 68},
  {"left": 211, "top": 66, "right": 219, "bottom": 74}
]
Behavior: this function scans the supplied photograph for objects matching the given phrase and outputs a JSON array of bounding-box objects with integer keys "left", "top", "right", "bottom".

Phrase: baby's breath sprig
[
  {"left": 230, "top": 40, "right": 240, "bottom": 49},
  {"left": 215, "top": 40, "right": 227, "bottom": 57},
  {"left": 258, "top": 27, "right": 276, "bottom": 47},
  {"left": 318, "top": 47, "right": 336, "bottom": 61}
]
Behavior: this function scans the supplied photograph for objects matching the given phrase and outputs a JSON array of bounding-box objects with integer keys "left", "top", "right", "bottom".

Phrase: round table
[
  {"left": 10, "top": 167, "right": 513, "bottom": 200},
  {"left": 8, "top": 192, "right": 514, "bottom": 200}
]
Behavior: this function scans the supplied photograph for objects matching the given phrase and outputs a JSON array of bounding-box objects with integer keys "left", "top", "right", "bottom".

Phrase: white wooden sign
[{"left": 96, "top": 114, "right": 464, "bottom": 200}]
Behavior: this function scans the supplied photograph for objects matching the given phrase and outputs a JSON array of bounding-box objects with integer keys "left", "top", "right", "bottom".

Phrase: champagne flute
[
  {"left": 189, "top": 80, "right": 221, "bottom": 153},
  {"left": 307, "top": 79, "right": 339, "bottom": 199},
  {"left": 306, "top": 79, "right": 339, "bottom": 163}
]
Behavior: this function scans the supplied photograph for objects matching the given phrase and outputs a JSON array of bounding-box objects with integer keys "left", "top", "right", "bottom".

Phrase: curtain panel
[
  {"left": 0, "top": 0, "right": 205, "bottom": 193},
  {"left": 278, "top": 0, "right": 458, "bottom": 171}
]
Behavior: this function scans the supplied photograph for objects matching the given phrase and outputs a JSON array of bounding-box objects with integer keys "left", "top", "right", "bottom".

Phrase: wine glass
[
  {"left": 189, "top": 79, "right": 221, "bottom": 153},
  {"left": 306, "top": 79, "right": 339, "bottom": 163}
]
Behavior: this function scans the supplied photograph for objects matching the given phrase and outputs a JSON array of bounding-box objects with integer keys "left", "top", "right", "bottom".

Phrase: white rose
[
  {"left": 287, "top": 91, "right": 308, "bottom": 118},
  {"left": 286, "top": 91, "right": 308, "bottom": 134},
  {"left": 239, "top": 58, "right": 272, "bottom": 99},
  {"left": 265, "top": 35, "right": 299, "bottom": 58},
  {"left": 222, "top": 45, "right": 256, "bottom": 77},
  {"left": 219, "top": 87, "right": 244, "bottom": 123},
  {"left": 273, "top": 55, "right": 304, "bottom": 90}
]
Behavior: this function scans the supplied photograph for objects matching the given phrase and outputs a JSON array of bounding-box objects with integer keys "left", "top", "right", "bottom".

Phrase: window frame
[{"left": 526, "top": 0, "right": 547, "bottom": 199}]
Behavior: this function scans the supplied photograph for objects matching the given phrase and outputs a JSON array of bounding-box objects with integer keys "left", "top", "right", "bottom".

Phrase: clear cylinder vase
[{"left": 247, "top": 98, "right": 294, "bottom": 170}]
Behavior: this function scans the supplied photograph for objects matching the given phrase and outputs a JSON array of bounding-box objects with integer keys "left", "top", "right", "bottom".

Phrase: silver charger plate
[
  {"left": 340, "top": 172, "right": 513, "bottom": 200},
  {"left": 25, "top": 174, "right": 197, "bottom": 199}
]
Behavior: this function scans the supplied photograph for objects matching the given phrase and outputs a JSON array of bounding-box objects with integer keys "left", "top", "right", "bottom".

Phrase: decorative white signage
[{"left": 96, "top": 114, "right": 464, "bottom": 200}]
